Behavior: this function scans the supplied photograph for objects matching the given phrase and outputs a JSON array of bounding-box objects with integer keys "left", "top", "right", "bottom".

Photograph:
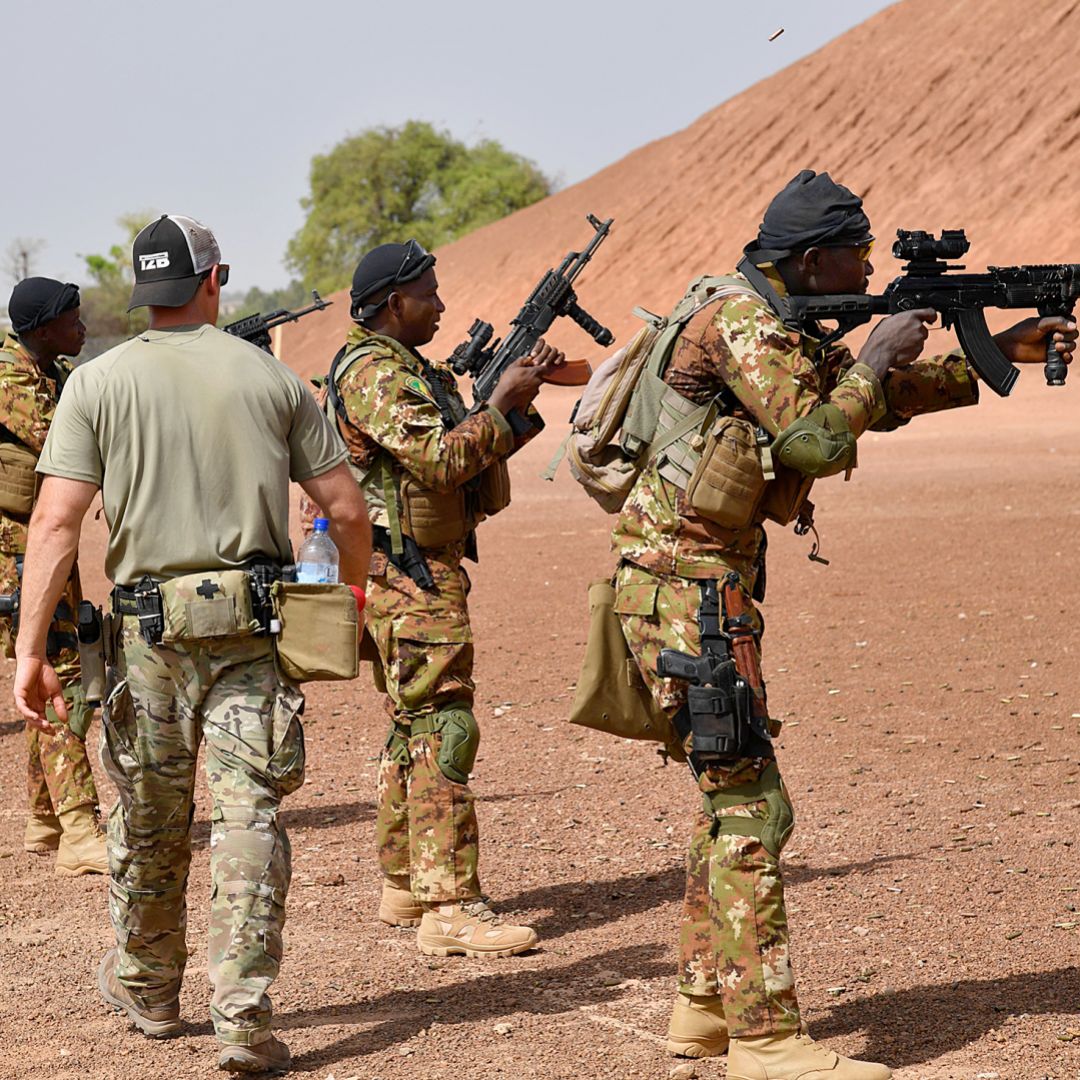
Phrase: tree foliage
[
  {"left": 79, "top": 212, "right": 152, "bottom": 344},
  {"left": 286, "top": 121, "right": 551, "bottom": 295}
]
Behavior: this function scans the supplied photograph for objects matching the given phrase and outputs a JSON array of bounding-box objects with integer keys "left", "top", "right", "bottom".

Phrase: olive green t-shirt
[{"left": 37, "top": 324, "right": 347, "bottom": 585}]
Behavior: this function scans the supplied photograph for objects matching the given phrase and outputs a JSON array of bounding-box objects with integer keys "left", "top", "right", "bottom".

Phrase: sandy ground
[{"left": 0, "top": 372, "right": 1077, "bottom": 1079}]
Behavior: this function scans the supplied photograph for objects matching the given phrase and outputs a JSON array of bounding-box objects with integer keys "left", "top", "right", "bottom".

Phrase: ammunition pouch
[
  {"left": 757, "top": 463, "right": 813, "bottom": 527},
  {"left": 475, "top": 459, "right": 511, "bottom": 518},
  {"left": 399, "top": 475, "right": 470, "bottom": 549},
  {"left": 568, "top": 579, "right": 682, "bottom": 754},
  {"left": 684, "top": 416, "right": 771, "bottom": 530},
  {"left": 0, "top": 441, "right": 38, "bottom": 517},
  {"left": 772, "top": 403, "right": 857, "bottom": 479},
  {"left": 702, "top": 761, "right": 794, "bottom": 859},
  {"left": 431, "top": 704, "right": 480, "bottom": 785}
]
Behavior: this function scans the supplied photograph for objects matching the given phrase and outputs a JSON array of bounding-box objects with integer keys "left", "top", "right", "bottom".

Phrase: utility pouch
[
  {"left": 757, "top": 462, "right": 813, "bottom": 526},
  {"left": 568, "top": 580, "right": 680, "bottom": 751},
  {"left": 77, "top": 600, "right": 107, "bottom": 707},
  {"left": 158, "top": 570, "right": 260, "bottom": 643},
  {"left": 475, "top": 459, "right": 511, "bottom": 518},
  {"left": 684, "top": 416, "right": 768, "bottom": 529},
  {"left": 399, "top": 475, "right": 469, "bottom": 549},
  {"left": 270, "top": 581, "right": 359, "bottom": 683},
  {"left": 0, "top": 442, "right": 38, "bottom": 517}
]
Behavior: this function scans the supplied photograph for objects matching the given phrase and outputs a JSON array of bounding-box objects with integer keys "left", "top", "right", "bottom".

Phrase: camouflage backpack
[{"left": 546, "top": 275, "right": 753, "bottom": 512}]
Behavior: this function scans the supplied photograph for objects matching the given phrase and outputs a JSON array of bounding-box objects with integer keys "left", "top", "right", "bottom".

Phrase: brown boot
[
  {"left": 417, "top": 898, "right": 538, "bottom": 958},
  {"left": 24, "top": 811, "right": 62, "bottom": 854},
  {"left": 218, "top": 1034, "right": 291, "bottom": 1074},
  {"left": 667, "top": 992, "right": 729, "bottom": 1058},
  {"left": 728, "top": 1032, "right": 892, "bottom": 1080},
  {"left": 55, "top": 805, "right": 107, "bottom": 876},
  {"left": 378, "top": 875, "right": 423, "bottom": 927},
  {"left": 97, "top": 948, "right": 181, "bottom": 1039}
]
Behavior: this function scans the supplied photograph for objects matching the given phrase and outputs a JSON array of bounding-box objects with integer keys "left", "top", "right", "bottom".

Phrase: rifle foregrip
[
  {"left": 566, "top": 300, "right": 614, "bottom": 346},
  {"left": 1045, "top": 337, "right": 1069, "bottom": 386}
]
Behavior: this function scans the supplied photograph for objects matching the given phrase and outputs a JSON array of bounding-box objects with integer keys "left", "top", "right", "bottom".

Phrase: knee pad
[{"left": 433, "top": 705, "right": 480, "bottom": 785}]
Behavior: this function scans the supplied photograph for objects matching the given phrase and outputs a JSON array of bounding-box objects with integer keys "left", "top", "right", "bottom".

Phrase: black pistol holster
[{"left": 658, "top": 578, "right": 773, "bottom": 777}]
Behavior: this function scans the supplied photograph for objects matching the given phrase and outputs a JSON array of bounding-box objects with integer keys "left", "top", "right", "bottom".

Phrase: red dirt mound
[{"left": 277, "top": 0, "right": 1080, "bottom": 381}]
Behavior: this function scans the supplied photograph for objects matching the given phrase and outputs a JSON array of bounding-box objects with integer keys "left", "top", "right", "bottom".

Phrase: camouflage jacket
[
  {"left": 611, "top": 271, "right": 979, "bottom": 584},
  {"left": 306, "top": 325, "right": 516, "bottom": 562},
  {"left": 0, "top": 333, "right": 81, "bottom": 658}
]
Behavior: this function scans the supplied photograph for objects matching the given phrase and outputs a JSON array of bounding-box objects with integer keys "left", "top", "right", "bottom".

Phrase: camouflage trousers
[
  {"left": 26, "top": 653, "right": 98, "bottom": 817},
  {"left": 615, "top": 561, "right": 800, "bottom": 1038},
  {"left": 368, "top": 547, "right": 481, "bottom": 902},
  {"left": 100, "top": 617, "right": 305, "bottom": 1046}
]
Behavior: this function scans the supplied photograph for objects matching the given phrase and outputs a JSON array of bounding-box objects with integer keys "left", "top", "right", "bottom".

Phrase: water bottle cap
[{"left": 313, "top": 517, "right": 329, "bottom": 532}]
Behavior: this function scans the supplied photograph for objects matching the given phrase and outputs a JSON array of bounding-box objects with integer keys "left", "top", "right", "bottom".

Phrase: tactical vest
[{"left": 325, "top": 330, "right": 510, "bottom": 553}]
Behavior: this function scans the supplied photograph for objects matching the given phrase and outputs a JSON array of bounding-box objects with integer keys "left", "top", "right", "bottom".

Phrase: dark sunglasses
[{"left": 200, "top": 264, "right": 230, "bottom": 287}]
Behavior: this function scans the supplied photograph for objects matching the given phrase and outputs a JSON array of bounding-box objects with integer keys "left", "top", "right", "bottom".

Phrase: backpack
[{"left": 547, "top": 275, "right": 753, "bottom": 512}]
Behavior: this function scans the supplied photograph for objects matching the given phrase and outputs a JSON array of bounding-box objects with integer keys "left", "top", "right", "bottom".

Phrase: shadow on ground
[{"left": 815, "top": 965, "right": 1080, "bottom": 1068}]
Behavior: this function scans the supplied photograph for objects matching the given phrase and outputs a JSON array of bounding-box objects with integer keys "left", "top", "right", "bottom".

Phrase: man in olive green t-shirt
[{"left": 13, "top": 214, "right": 371, "bottom": 1075}]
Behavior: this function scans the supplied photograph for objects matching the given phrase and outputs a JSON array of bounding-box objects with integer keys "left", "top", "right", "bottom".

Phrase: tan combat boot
[
  {"left": 24, "top": 811, "right": 62, "bottom": 854},
  {"left": 97, "top": 948, "right": 181, "bottom": 1038},
  {"left": 728, "top": 1032, "right": 891, "bottom": 1080},
  {"left": 218, "top": 1033, "right": 291, "bottom": 1074},
  {"left": 378, "top": 874, "right": 423, "bottom": 927},
  {"left": 417, "top": 897, "right": 538, "bottom": 958},
  {"left": 667, "top": 992, "right": 729, "bottom": 1058},
  {"left": 55, "top": 805, "right": 108, "bottom": 876}
]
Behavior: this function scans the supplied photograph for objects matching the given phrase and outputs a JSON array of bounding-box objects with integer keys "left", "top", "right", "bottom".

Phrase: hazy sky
[{"left": 2, "top": 0, "right": 894, "bottom": 292}]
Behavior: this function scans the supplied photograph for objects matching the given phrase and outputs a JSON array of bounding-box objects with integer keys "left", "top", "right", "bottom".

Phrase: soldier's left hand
[
  {"left": 13, "top": 656, "right": 66, "bottom": 735},
  {"left": 522, "top": 339, "right": 567, "bottom": 374},
  {"left": 994, "top": 315, "right": 1077, "bottom": 365}
]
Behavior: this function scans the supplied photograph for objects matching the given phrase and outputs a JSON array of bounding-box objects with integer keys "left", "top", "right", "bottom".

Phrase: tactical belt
[{"left": 111, "top": 560, "right": 287, "bottom": 645}]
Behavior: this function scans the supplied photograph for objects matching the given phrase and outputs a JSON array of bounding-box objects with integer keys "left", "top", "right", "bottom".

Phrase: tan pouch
[
  {"left": 159, "top": 570, "right": 259, "bottom": 643},
  {"left": 568, "top": 580, "right": 677, "bottom": 748},
  {"left": 0, "top": 442, "right": 38, "bottom": 517},
  {"left": 758, "top": 462, "right": 813, "bottom": 526},
  {"left": 476, "top": 459, "right": 511, "bottom": 518},
  {"left": 399, "top": 475, "right": 469, "bottom": 548},
  {"left": 271, "top": 581, "right": 359, "bottom": 683},
  {"left": 684, "top": 416, "right": 767, "bottom": 529}
]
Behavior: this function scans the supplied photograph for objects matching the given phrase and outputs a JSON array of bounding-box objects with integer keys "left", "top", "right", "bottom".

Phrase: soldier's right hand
[
  {"left": 858, "top": 308, "right": 937, "bottom": 379},
  {"left": 489, "top": 356, "right": 550, "bottom": 415},
  {"left": 13, "top": 656, "right": 65, "bottom": 735}
]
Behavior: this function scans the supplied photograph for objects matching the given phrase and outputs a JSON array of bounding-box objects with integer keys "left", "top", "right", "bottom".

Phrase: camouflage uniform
[
  {"left": 314, "top": 324, "right": 518, "bottom": 902},
  {"left": 101, "top": 616, "right": 304, "bottom": 1042},
  {"left": 37, "top": 318, "right": 347, "bottom": 1049},
  {"left": 0, "top": 333, "right": 97, "bottom": 820},
  {"left": 611, "top": 271, "right": 979, "bottom": 1037}
]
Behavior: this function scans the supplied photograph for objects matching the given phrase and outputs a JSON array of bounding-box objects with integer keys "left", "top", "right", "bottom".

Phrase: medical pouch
[
  {"left": 270, "top": 581, "right": 359, "bottom": 683},
  {"left": 159, "top": 570, "right": 260, "bottom": 643}
]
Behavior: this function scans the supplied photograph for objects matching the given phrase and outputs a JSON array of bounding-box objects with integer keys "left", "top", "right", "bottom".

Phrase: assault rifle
[
  {"left": 786, "top": 229, "right": 1080, "bottom": 396},
  {"left": 449, "top": 213, "right": 615, "bottom": 435},
  {"left": 224, "top": 291, "right": 332, "bottom": 355}
]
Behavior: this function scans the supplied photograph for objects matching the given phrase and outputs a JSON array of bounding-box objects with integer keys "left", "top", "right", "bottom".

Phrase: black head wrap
[
  {"left": 350, "top": 240, "right": 436, "bottom": 320},
  {"left": 745, "top": 169, "right": 872, "bottom": 263},
  {"left": 8, "top": 277, "right": 81, "bottom": 334}
]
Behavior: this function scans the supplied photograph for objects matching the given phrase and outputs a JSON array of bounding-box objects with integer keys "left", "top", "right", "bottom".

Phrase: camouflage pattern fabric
[
  {"left": 100, "top": 617, "right": 305, "bottom": 1046},
  {"left": 615, "top": 561, "right": 798, "bottom": 1036},
  {"left": 611, "top": 270, "right": 979, "bottom": 578},
  {"left": 368, "top": 546, "right": 481, "bottom": 901},
  {"left": 0, "top": 333, "right": 98, "bottom": 815}
]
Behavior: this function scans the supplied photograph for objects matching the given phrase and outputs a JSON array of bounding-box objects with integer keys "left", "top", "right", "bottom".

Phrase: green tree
[
  {"left": 286, "top": 121, "right": 551, "bottom": 295},
  {"left": 79, "top": 212, "right": 152, "bottom": 345}
]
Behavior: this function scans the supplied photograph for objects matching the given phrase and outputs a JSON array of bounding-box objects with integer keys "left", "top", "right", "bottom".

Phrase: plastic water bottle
[{"left": 296, "top": 518, "right": 339, "bottom": 583}]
